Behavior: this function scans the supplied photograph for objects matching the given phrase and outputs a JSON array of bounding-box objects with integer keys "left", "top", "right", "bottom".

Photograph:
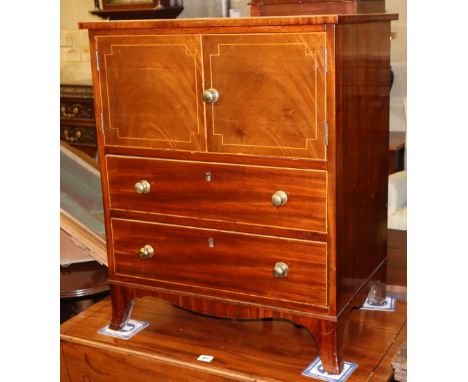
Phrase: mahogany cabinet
[{"left": 80, "top": 13, "right": 397, "bottom": 374}]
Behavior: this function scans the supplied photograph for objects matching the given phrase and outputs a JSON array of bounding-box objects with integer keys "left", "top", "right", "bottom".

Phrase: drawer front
[
  {"left": 111, "top": 218, "right": 328, "bottom": 307},
  {"left": 60, "top": 124, "right": 97, "bottom": 147},
  {"left": 95, "top": 34, "right": 205, "bottom": 152},
  {"left": 107, "top": 155, "right": 327, "bottom": 233},
  {"left": 202, "top": 33, "right": 327, "bottom": 160}
]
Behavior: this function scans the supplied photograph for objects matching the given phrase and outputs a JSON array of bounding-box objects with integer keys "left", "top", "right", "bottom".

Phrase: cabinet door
[
  {"left": 96, "top": 35, "right": 205, "bottom": 151},
  {"left": 202, "top": 33, "right": 327, "bottom": 160}
]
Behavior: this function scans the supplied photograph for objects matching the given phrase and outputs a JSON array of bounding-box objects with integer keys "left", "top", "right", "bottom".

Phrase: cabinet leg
[
  {"left": 299, "top": 317, "right": 343, "bottom": 375},
  {"left": 316, "top": 320, "right": 343, "bottom": 374},
  {"left": 109, "top": 285, "right": 133, "bottom": 330}
]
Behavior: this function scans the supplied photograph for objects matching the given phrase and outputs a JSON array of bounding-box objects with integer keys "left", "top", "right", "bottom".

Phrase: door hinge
[
  {"left": 95, "top": 50, "right": 100, "bottom": 72},
  {"left": 324, "top": 122, "right": 329, "bottom": 146},
  {"left": 324, "top": 47, "right": 328, "bottom": 73}
]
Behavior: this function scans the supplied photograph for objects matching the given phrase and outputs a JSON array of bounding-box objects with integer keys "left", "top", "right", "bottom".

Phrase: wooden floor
[{"left": 61, "top": 230, "right": 407, "bottom": 382}]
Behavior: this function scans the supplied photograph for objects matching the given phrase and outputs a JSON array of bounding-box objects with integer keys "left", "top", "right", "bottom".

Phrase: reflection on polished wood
[{"left": 61, "top": 299, "right": 406, "bottom": 381}]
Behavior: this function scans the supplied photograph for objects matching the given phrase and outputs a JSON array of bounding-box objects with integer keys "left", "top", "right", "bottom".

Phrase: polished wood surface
[
  {"left": 90, "top": 7, "right": 184, "bottom": 20},
  {"left": 79, "top": 14, "right": 398, "bottom": 30},
  {"left": 92, "top": 0, "right": 184, "bottom": 20},
  {"left": 333, "top": 21, "right": 391, "bottom": 313},
  {"left": 250, "top": 0, "right": 386, "bottom": 17},
  {"left": 106, "top": 156, "right": 327, "bottom": 233},
  {"left": 61, "top": 295, "right": 406, "bottom": 381},
  {"left": 60, "top": 261, "right": 109, "bottom": 298},
  {"left": 111, "top": 218, "right": 328, "bottom": 309},
  {"left": 81, "top": 14, "right": 397, "bottom": 374},
  {"left": 202, "top": 33, "right": 327, "bottom": 159},
  {"left": 97, "top": 34, "right": 205, "bottom": 152}
]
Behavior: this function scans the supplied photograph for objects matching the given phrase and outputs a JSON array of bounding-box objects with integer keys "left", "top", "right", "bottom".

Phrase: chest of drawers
[{"left": 80, "top": 13, "right": 397, "bottom": 374}]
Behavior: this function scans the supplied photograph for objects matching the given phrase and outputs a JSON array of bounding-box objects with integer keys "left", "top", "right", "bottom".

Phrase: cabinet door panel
[
  {"left": 96, "top": 34, "right": 205, "bottom": 151},
  {"left": 202, "top": 33, "right": 327, "bottom": 160}
]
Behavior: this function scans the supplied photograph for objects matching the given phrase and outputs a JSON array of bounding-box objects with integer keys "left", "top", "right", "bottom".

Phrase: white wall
[{"left": 60, "top": 0, "right": 100, "bottom": 84}]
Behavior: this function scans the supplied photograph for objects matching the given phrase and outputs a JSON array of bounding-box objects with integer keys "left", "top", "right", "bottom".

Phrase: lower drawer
[{"left": 111, "top": 218, "right": 328, "bottom": 308}]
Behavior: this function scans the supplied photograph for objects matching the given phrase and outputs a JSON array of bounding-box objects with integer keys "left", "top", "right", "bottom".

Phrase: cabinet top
[{"left": 79, "top": 14, "right": 397, "bottom": 30}]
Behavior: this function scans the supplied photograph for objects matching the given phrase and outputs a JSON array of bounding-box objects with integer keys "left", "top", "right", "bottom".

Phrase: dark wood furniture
[
  {"left": 80, "top": 14, "right": 397, "bottom": 374},
  {"left": 60, "top": 230, "right": 407, "bottom": 381},
  {"left": 250, "top": 0, "right": 386, "bottom": 16},
  {"left": 60, "top": 262, "right": 109, "bottom": 320},
  {"left": 60, "top": 85, "right": 98, "bottom": 158},
  {"left": 388, "top": 131, "right": 406, "bottom": 174},
  {"left": 91, "top": 0, "right": 184, "bottom": 20}
]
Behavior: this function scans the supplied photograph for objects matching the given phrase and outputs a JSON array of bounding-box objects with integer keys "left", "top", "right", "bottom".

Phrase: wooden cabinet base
[
  {"left": 61, "top": 293, "right": 406, "bottom": 382},
  {"left": 105, "top": 260, "right": 386, "bottom": 374}
]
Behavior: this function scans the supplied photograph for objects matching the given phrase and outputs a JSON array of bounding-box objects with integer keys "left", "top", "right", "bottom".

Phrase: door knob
[
  {"left": 271, "top": 190, "right": 288, "bottom": 207},
  {"left": 202, "top": 88, "right": 219, "bottom": 104},
  {"left": 273, "top": 262, "right": 289, "bottom": 278},
  {"left": 134, "top": 180, "right": 151, "bottom": 194},
  {"left": 139, "top": 245, "right": 154, "bottom": 260}
]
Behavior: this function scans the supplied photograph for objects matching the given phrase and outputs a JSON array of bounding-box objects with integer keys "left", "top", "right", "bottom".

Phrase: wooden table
[{"left": 61, "top": 230, "right": 406, "bottom": 382}]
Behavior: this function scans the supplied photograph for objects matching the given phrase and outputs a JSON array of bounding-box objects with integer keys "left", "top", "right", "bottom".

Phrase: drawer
[
  {"left": 111, "top": 218, "right": 328, "bottom": 307},
  {"left": 106, "top": 156, "right": 327, "bottom": 233}
]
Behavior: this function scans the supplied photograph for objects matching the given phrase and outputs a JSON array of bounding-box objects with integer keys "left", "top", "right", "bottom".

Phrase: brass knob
[
  {"left": 139, "top": 245, "right": 154, "bottom": 260},
  {"left": 273, "top": 262, "right": 289, "bottom": 278},
  {"left": 271, "top": 190, "right": 288, "bottom": 207},
  {"left": 202, "top": 88, "right": 219, "bottom": 104},
  {"left": 134, "top": 180, "right": 150, "bottom": 194}
]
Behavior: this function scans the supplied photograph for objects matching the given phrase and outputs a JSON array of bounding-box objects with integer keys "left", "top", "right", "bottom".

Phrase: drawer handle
[
  {"left": 202, "top": 88, "right": 219, "bottom": 104},
  {"left": 273, "top": 262, "right": 289, "bottom": 279},
  {"left": 139, "top": 245, "right": 154, "bottom": 260},
  {"left": 63, "top": 128, "right": 82, "bottom": 143},
  {"left": 271, "top": 190, "right": 288, "bottom": 207},
  {"left": 134, "top": 180, "right": 151, "bottom": 194}
]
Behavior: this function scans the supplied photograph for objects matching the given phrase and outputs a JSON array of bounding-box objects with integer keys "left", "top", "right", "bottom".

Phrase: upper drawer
[
  {"left": 202, "top": 33, "right": 327, "bottom": 160},
  {"left": 96, "top": 34, "right": 206, "bottom": 152},
  {"left": 106, "top": 155, "right": 327, "bottom": 233}
]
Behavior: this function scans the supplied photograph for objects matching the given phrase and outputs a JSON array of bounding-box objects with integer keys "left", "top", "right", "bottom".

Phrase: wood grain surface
[
  {"left": 96, "top": 34, "right": 205, "bottom": 152},
  {"left": 250, "top": 0, "right": 386, "bottom": 16},
  {"left": 111, "top": 218, "right": 328, "bottom": 308},
  {"left": 333, "top": 21, "right": 392, "bottom": 313},
  {"left": 61, "top": 294, "right": 407, "bottom": 382},
  {"left": 80, "top": 14, "right": 398, "bottom": 375},
  {"left": 106, "top": 155, "right": 328, "bottom": 234},
  {"left": 79, "top": 14, "right": 398, "bottom": 31},
  {"left": 202, "top": 33, "right": 327, "bottom": 159}
]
